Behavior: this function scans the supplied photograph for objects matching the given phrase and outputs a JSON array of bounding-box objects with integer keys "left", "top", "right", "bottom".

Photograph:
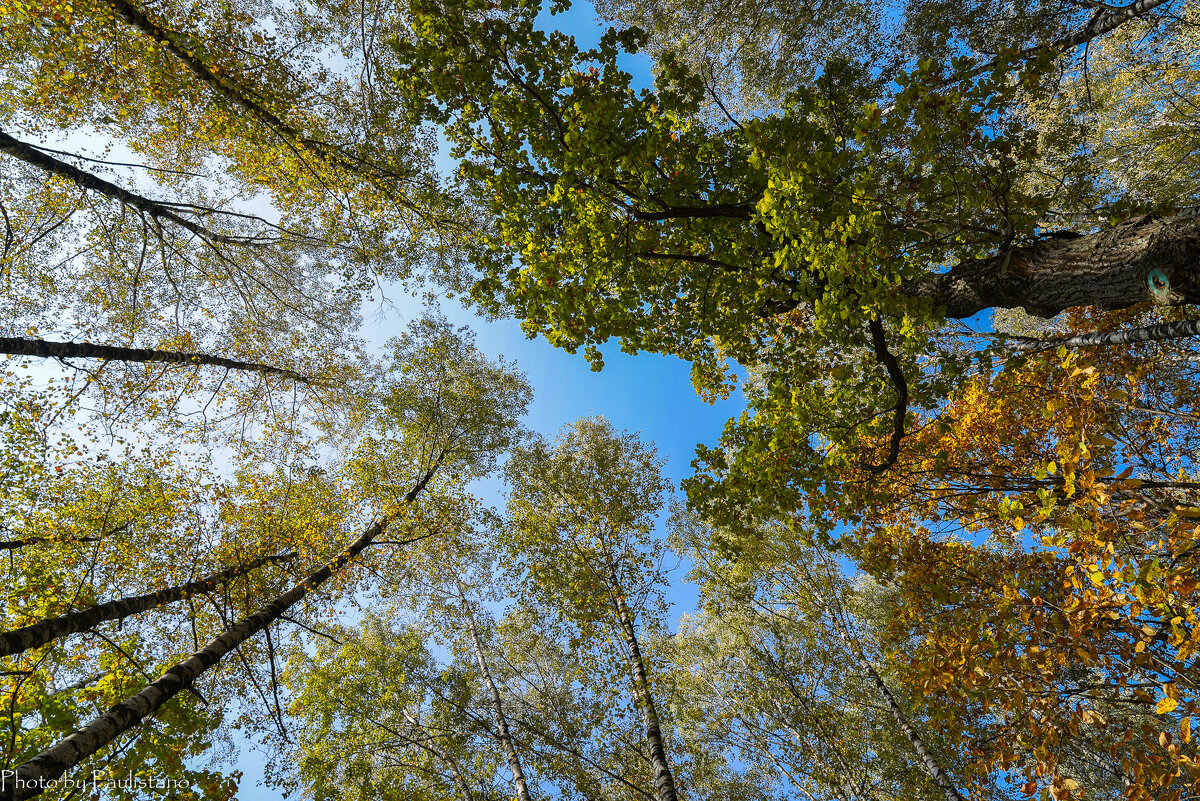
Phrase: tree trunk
[
  {"left": 0, "top": 551, "right": 296, "bottom": 658},
  {"left": 0, "top": 337, "right": 312, "bottom": 383},
  {"left": 904, "top": 212, "right": 1200, "bottom": 319},
  {"left": 0, "top": 465, "right": 439, "bottom": 801},
  {"left": 813, "top": 577, "right": 968, "bottom": 801},
  {"left": 0, "top": 536, "right": 97, "bottom": 552},
  {"left": 457, "top": 588, "right": 533, "bottom": 801},
  {"left": 399, "top": 709, "right": 477, "bottom": 801},
  {"left": 0, "top": 129, "right": 259, "bottom": 246},
  {"left": 609, "top": 575, "right": 678, "bottom": 801},
  {"left": 100, "top": 0, "right": 414, "bottom": 189},
  {"left": 859, "top": 660, "right": 968, "bottom": 801},
  {"left": 1009, "top": 317, "right": 1200, "bottom": 352}
]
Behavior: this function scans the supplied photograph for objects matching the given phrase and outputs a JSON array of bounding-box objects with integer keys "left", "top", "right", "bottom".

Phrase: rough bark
[
  {"left": 0, "top": 552, "right": 297, "bottom": 658},
  {"left": 610, "top": 575, "right": 678, "bottom": 801},
  {"left": 0, "top": 337, "right": 312, "bottom": 383},
  {"left": 0, "top": 465, "right": 439, "bottom": 801},
  {"left": 458, "top": 589, "right": 533, "bottom": 801},
  {"left": 904, "top": 212, "right": 1200, "bottom": 319}
]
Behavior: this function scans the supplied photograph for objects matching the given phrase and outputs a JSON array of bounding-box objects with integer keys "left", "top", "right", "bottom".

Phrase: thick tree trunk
[
  {"left": 904, "top": 212, "right": 1200, "bottom": 319},
  {"left": 457, "top": 590, "right": 533, "bottom": 801},
  {"left": 0, "top": 466, "right": 439, "bottom": 801},
  {"left": 609, "top": 576, "right": 678, "bottom": 801},
  {"left": 0, "top": 337, "right": 312, "bottom": 383},
  {"left": 0, "top": 552, "right": 296, "bottom": 658}
]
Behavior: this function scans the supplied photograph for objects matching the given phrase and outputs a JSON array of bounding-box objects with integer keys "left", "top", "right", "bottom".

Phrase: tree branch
[
  {"left": 0, "top": 337, "right": 314, "bottom": 384},
  {"left": 1008, "top": 317, "right": 1200, "bottom": 352},
  {"left": 0, "top": 130, "right": 283, "bottom": 247},
  {"left": 937, "top": 0, "right": 1171, "bottom": 89},
  {"left": 862, "top": 318, "right": 909, "bottom": 474}
]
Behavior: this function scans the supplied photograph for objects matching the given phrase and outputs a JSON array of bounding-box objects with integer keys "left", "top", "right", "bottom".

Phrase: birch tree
[
  {"left": 0, "top": 315, "right": 530, "bottom": 801},
  {"left": 503, "top": 417, "right": 679, "bottom": 801}
]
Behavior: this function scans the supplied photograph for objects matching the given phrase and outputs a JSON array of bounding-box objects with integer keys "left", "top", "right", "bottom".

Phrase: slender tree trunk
[
  {"left": 0, "top": 536, "right": 96, "bottom": 552},
  {"left": 0, "top": 466, "right": 439, "bottom": 801},
  {"left": 904, "top": 211, "right": 1200, "bottom": 318},
  {"left": 0, "top": 337, "right": 312, "bottom": 383},
  {"left": 609, "top": 574, "right": 678, "bottom": 801},
  {"left": 809, "top": 567, "right": 968, "bottom": 801},
  {"left": 0, "top": 552, "right": 296, "bottom": 658},
  {"left": 398, "top": 709, "right": 477, "bottom": 801},
  {"left": 457, "top": 587, "right": 533, "bottom": 801},
  {"left": 1009, "top": 317, "right": 1200, "bottom": 353},
  {"left": 859, "top": 660, "right": 968, "bottom": 801},
  {"left": 0, "top": 129, "right": 261, "bottom": 246},
  {"left": 439, "top": 755, "right": 476, "bottom": 801}
]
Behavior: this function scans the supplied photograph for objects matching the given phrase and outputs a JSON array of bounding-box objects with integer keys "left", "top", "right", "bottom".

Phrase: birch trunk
[
  {"left": 0, "top": 129, "right": 257, "bottom": 246},
  {"left": 813, "top": 574, "right": 968, "bottom": 801},
  {"left": 457, "top": 590, "right": 533, "bottom": 801},
  {"left": 399, "top": 709, "right": 477, "bottom": 801},
  {"left": 859, "top": 660, "right": 968, "bottom": 801},
  {"left": 0, "top": 466, "right": 438, "bottom": 801},
  {"left": 0, "top": 337, "right": 312, "bottom": 383},
  {"left": 609, "top": 576, "right": 678, "bottom": 801},
  {"left": 1010, "top": 317, "right": 1200, "bottom": 352},
  {"left": 0, "top": 552, "right": 296, "bottom": 658}
]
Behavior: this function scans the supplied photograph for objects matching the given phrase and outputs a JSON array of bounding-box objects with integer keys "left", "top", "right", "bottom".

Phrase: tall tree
[
  {"left": 667, "top": 508, "right": 976, "bottom": 801},
  {"left": 503, "top": 417, "right": 679, "bottom": 801},
  {"left": 391, "top": 0, "right": 1197, "bottom": 542},
  {"left": 0, "top": 0, "right": 460, "bottom": 435},
  {"left": 283, "top": 617, "right": 500, "bottom": 801},
  {"left": 1, "top": 315, "right": 530, "bottom": 800}
]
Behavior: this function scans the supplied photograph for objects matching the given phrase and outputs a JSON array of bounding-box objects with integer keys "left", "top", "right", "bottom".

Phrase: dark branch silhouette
[
  {"left": 0, "top": 337, "right": 314, "bottom": 384},
  {"left": 863, "top": 318, "right": 909, "bottom": 474}
]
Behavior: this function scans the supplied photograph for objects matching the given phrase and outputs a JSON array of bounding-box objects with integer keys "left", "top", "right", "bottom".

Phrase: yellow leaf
[{"left": 1157, "top": 696, "right": 1179, "bottom": 715}]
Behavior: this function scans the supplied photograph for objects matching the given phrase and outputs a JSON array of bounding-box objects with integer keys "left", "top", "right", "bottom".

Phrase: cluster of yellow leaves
[{"left": 838, "top": 305, "right": 1200, "bottom": 800}]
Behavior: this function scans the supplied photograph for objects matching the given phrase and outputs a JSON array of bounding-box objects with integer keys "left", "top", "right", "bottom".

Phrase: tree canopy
[{"left": 5, "top": 0, "right": 1200, "bottom": 799}]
